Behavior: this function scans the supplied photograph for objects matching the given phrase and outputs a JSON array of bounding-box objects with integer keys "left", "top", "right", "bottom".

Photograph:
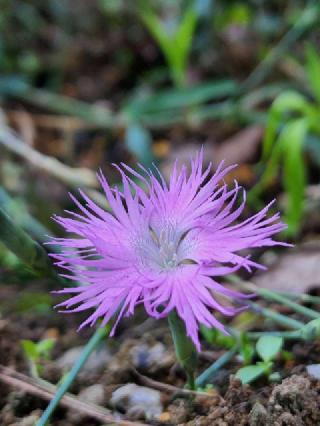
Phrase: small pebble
[
  {"left": 55, "top": 344, "right": 111, "bottom": 374},
  {"left": 79, "top": 384, "right": 105, "bottom": 406},
  {"left": 110, "top": 383, "right": 162, "bottom": 420},
  {"left": 130, "top": 342, "right": 167, "bottom": 370},
  {"left": 306, "top": 364, "right": 320, "bottom": 379}
]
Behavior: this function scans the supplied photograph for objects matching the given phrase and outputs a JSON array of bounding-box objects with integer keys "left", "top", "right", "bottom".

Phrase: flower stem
[
  {"left": 253, "top": 287, "right": 320, "bottom": 320},
  {"left": 247, "top": 330, "right": 301, "bottom": 340},
  {"left": 245, "top": 300, "right": 304, "bottom": 329},
  {"left": 195, "top": 344, "right": 239, "bottom": 388},
  {"left": 168, "top": 310, "right": 198, "bottom": 390},
  {"left": 277, "top": 291, "right": 320, "bottom": 305},
  {"left": 228, "top": 275, "right": 308, "bottom": 327},
  {"left": 37, "top": 325, "right": 110, "bottom": 426}
]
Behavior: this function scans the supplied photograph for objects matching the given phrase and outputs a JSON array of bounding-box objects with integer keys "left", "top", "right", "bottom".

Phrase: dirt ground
[{"left": 1, "top": 280, "right": 320, "bottom": 426}]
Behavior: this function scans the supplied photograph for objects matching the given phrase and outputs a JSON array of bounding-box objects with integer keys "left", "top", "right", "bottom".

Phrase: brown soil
[{"left": 1, "top": 282, "right": 320, "bottom": 426}]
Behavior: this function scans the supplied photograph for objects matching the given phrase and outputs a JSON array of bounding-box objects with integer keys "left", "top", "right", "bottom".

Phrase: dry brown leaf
[
  {"left": 254, "top": 243, "right": 320, "bottom": 294},
  {"left": 214, "top": 125, "right": 263, "bottom": 166}
]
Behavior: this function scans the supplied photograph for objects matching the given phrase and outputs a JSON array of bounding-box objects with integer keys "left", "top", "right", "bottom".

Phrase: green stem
[
  {"left": 253, "top": 287, "right": 320, "bottom": 320},
  {"left": 37, "top": 326, "right": 110, "bottom": 426},
  {"left": 277, "top": 291, "right": 320, "bottom": 305},
  {"left": 195, "top": 345, "right": 238, "bottom": 388},
  {"left": 228, "top": 275, "right": 320, "bottom": 321},
  {"left": 168, "top": 310, "right": 198, "bottom": 390},
  {"left": 246, "top": 300, "right": 304, "bottom": 329},
  {"left": 247, "top": 330, "right": 301, "bottom": 340}
]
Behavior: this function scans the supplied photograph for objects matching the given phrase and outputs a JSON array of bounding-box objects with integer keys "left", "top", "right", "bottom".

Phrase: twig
[
  {"left": 8, "top": 110, "right": 97, "bottom": 131},
  {"left": 0, "top": 365, "right": 143, "bottom": 426},
  {"left": 0, "top": 118, "right": 107, "bottom": 208},
  {"left": 131, "top": 368, "right": 216, "bottom": 398},
  {"left": 0, "top": 123, "right": 97, "bottom": 188}
]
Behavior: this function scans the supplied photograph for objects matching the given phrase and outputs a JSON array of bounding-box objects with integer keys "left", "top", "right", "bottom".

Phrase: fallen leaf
[
  {"left": 214, "top": 125, "right": 263, "bottom": 166},
  {"left": 254, "top": 243, "right": 320, "bottom": 294}
]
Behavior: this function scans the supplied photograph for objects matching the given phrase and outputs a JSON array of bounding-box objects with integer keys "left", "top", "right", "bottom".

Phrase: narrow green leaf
[
  {"left": 281, "top": 118, "right": 308, "bottom": 234},
  {"left": 256, "top": 336, "right": 283, "bottom": 362},
  {"left": 139, "top": 6, "right": 170, "bottom": 58},
  {"left": 138, "top": 2, "right": 199, "bottom": 87},
  {"left": 256, "top": 133, "right": 284, "bottom": 191},
  {"left": 262, "top": 91, "right": 311, "bottom": 161},
  {"left": 138, "top": 6, "right": 177, "bottom": 85},
  {"left": 306, "top": 44, "right": 320, "bottom": 105},
  {"left": 0, "top": 207, "right": 60, "bottom": 280},
  {"left": 173, "top": 5, "right": 198, "bottom": 86},
  {"left": 124, "top": 80, "right": 236, "bottom": 118}
]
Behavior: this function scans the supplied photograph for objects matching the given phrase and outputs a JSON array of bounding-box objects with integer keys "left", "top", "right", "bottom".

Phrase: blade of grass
[
  {"left": 37, "top": 325, "right": 111, "bottom": 426},
  {"left": 195, "top": 345, "right": 239, "bottom": 388}
]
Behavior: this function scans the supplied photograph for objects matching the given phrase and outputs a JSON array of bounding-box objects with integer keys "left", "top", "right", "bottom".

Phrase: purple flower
[{"left": 50, "top": 150, "right": 287, "bottom": 351}]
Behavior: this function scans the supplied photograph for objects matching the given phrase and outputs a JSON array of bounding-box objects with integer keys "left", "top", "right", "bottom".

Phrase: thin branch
[
  {"left": 0, "top": 123, "right": 97, "bottom": 188},
  {"left": 0, "top": 365, "right": 144, "bottom": 426},
  {"left": 7, "top": 110, "right": 98, "bottom": 132},
  {"left": 131, "top": 368, "right": 217, "bottom": 398},
  {"left": 0, "top": 115, "right": 107, "bottom": 208}
]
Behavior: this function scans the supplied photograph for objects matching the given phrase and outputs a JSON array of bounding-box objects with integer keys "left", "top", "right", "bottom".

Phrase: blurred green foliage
[
  {"left": 138, "top": 0, "right": 199, "bottom": 87},
  {"left": 22, "top": 338, "right": 55, "bottom": 378},
  {"left": 1, "top": 0, "right": 320, "bottom": 240},
  {"left": 235, "top": 335, "right": 283, "bottom": 384},
  {"left": 252, "top": 44, "right": 320, "bottom": 235},
  {"left": 201, "top": 326, "right": 255, "bottom": 365}
]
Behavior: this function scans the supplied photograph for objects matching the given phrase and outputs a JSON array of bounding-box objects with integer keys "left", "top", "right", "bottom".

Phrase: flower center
[
  {"left": 133, "top": 223, "right": 196, "bottom": 273},
  {"left": 157, "top": 228, "right": 179, "bottom": 269}
]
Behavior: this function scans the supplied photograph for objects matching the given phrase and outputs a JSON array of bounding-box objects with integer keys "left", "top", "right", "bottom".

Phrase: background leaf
[
  {"left": 281, "top": 118, "right": 308, "bottom": 234},
  {"left": 21, "top": 340, "right": 37, "bottom": 361},
  {"left": 306, "top": 43, "right": 320, "bottom": 105},
  {"left": 256, "top": 335, "right": 283, "bottom": 362},
  {"left": 235, "top": 364, "right": 266, "bottom": 384}
]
